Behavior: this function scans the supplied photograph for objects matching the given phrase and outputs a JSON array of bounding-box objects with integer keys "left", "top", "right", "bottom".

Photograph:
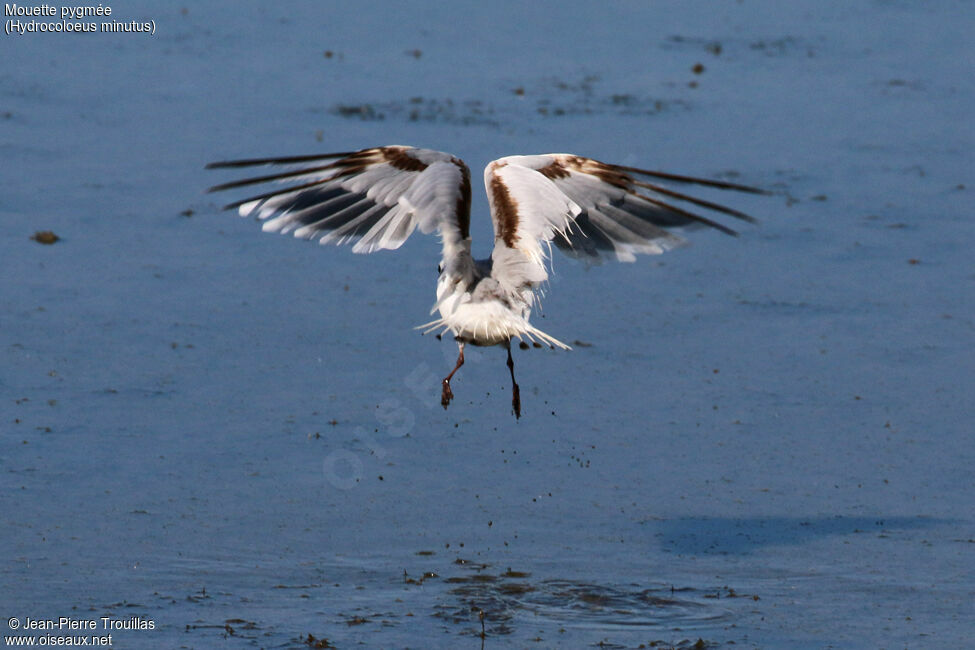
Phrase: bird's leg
[
  {"left": 506, "top": 343, "right": 521, "bottom": 419},
  {"left": 441, "top": 342, "right": 465, "bottom": 409}
]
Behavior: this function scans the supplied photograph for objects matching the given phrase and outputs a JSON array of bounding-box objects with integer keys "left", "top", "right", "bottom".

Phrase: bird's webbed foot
[{"left": 441, "top": 379, "right": 454, "bottom": 409}]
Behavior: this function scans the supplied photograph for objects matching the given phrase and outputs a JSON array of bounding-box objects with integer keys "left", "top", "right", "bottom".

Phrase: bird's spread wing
[
  {"left": 484, "top": 153, "right": 764, "bottom": 292},
  {"left": 206, "top": 146, "right": 472, "bottom": 256}
]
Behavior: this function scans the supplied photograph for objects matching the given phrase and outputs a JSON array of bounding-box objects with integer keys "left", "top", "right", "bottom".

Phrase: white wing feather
[
  {"left": 210, "top": 147, "right": 760, "bottom": 350},
  {"left": 484, "top": 153, "right": 760, "bottom": 296},
  {"left": 207, "top": 146, "right": 472, "bottom": 257}
]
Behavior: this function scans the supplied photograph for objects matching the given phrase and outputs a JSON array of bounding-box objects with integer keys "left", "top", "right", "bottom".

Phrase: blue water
[{"left": 3, "top": 2, "right": 973, "bottom": 647}]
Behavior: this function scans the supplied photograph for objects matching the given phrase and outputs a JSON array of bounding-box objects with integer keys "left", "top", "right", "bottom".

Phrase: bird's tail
[{"left": 415, "top": 318, "right": 572, "bottom": 350}]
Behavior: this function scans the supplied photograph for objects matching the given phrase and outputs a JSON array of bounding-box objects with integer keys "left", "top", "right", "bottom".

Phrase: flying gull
[{"left": 207, "top": 145, "right": 765, "bottom": 418}]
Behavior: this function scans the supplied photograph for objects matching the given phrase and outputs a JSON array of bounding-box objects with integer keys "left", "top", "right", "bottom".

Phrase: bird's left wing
[
  {"left": 485, "top": 153, "right": 763, "bottom": 294},
  {"left": 206, "top": 146, "right": 472, "bottom": 255}
]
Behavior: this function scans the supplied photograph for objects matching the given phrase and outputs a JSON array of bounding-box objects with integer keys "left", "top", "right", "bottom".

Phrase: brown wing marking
[{"left": 489, "top": 172, "right": 520, "bottom": 248}]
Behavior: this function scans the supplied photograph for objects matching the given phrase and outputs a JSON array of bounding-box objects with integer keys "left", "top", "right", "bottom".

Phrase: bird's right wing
[
  {"left": 484, "top": 153, "right": 764, "bottom": 295},
  {"left": 206, "top": 146, "right": 472, "bottom": 257}
]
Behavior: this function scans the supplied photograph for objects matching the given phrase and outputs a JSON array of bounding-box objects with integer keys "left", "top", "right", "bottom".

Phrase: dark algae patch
[{"left": 31, "top": 230, "right": 60, "bottom": 244}]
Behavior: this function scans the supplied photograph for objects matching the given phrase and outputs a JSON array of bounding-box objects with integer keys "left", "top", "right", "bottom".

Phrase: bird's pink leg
[
  {"left": 506, "top": 343, "right": 521, "bottom": 419},
  {"left": 441, "top": 342, "right": 465, "bottom": 409}
]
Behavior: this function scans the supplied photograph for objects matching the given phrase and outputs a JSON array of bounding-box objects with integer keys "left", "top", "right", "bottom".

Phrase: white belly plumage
[{"left": 417, "top": 276, "right": 570, "bottom": 349}]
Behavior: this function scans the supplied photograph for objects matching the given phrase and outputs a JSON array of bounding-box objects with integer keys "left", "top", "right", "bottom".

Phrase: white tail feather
[{"left": 414, "top": 317, "right": 571, "bottom": 350}]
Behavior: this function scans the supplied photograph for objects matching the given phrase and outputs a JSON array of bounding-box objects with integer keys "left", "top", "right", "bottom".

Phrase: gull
[{"left": 206, "top": 146, "right": 765, "bottom": 418}]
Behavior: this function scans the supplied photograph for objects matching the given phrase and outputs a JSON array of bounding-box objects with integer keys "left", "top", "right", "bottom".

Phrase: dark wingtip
[
  {"left": 631, "top": 180, "right": 760, "bottom": 225},
  {"left": 205, "top": 159, "right": 263, "bottom": 169},
  {"left": 205, "top": 151, "right": 359, "bottom": 170},
  {"left": 205, "top": 180, "right": 241, "bottom": 194},
  {"left": 615, "top": 164, "right": 770, "bottom": 195}
]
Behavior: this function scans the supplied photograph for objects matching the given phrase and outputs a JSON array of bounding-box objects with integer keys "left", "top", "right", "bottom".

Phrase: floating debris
[
  {"left": 31, "top": 230, "right": 60, "bottom": 244},
  {"left": 303, "top": 633, "right": 333, "bottom": 648}
]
